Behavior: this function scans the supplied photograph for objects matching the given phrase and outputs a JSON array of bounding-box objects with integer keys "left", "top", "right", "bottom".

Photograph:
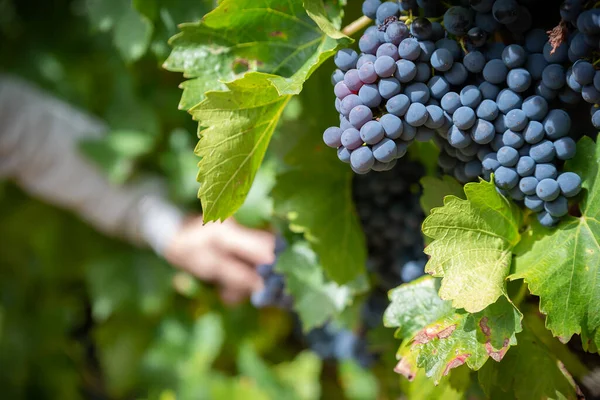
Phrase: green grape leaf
[
  {"left": 478, "top": 312, "right": 581, "bottom": 400},
  {"left": 422, "top": 179, "right": 523, "bottom": 313},
  {"left": 234, "top": 159, "right": 276, "bottom": 229},
  {"left": 338, "top": 360, "right": 379, "bottom": 400},
  {"left": 400, "top": 365, "right": 471, "bottom": 400},
  {"left": 271, "top": 70, "right": 366, "bottom": 284},
  {"left": 275, "top": 242, "right": 354, "bottom": 330},
  {"left": 164, "top": 0, "right": 351, "bottom": 109},
  {"left": 384, "top": 276, "right": 522, "bottom": 384},
  {"left": 510, "top": 136, "right": 600, "bottom": 351},
  {"left": 274, "top": 351, "right": 322, "bottom": 400},
  {"left": 420, "top": 175, "right": 465, "bottom": 216},
  {"left": 168, "top": 0, "right": 350, "bottom": 222}
]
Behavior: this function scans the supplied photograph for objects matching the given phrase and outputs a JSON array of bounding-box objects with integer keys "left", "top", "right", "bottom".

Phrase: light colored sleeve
[{"left": 0, "top": 75, "right": 185, "bottom": 255}]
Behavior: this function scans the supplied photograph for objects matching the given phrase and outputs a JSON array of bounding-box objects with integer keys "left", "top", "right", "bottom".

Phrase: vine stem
[{"left": 341, "top": 16, "right": 372, "bottom": 37}]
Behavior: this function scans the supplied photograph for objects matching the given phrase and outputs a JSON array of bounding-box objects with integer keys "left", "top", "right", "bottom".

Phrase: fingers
[
  {"left": 213, "top": 256, "right": 263, "bottom": 295},
  {"left": 219, "top": 221, "right": 276, "bottom": 265},
  {"left": 219, "top": 287, "right": 246, "bottom": 306}
]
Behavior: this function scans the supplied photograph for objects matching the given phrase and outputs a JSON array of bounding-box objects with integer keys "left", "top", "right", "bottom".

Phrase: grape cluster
[
  {"left": 303, "top": 323, "right": 374, "bottom": 367},
  {"left": 325, "top": 0, "right": 595, "bottom": 227},
  {"left": 250, "top": 237, "right": 293, "bottom": 309}
]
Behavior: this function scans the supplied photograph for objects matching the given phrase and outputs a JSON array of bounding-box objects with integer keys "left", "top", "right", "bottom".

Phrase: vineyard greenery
[{"left": 1, "top": 0, "right": 600, "bottom": 399}]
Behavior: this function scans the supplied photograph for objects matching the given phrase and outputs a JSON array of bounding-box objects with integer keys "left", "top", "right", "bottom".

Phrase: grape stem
[{"left": 342, "top": 16, "right": 372, "bottom": 37}]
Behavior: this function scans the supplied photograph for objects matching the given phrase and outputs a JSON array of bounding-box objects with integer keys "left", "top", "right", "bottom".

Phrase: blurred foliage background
[{"left": 0, "top": 0, "right": 382, "bottom": 398}]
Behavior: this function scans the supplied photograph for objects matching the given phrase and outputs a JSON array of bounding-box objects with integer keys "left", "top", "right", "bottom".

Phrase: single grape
[
  {"left": 344, "top": 69, "right": 364, "bottom": 92},
  {"left": 505, "top": 6, "right": 532, "bottom": 34},
  {"left": 444, "top": 63, "right": 469, "bottom": 86},
  {"left": 380, "top": 113, "right": 404, "bottom": 139},
  {"left": 463, "top": 51, "right": 486, "bottom": 73},
  {"left": 497, "top": 146, "right": 519, "bottom": 167},
  {"left": 554, "top": 137, "right": 576, "bottom": 160},
  {"left": 569, "top": 32, "right": 591, "bottom": 58},
  {"left": 502, "top": 129, "right": 525, "bottom": 148},
  {"left": 592, "top": 110, "right": 600, "bottom": 129},
  {"left": 594, "top": 71, "right": 600, "bottom": 92},
  {"left": 358, "top": 84, "right": 382, "bottom": 108},
  {"left": 470, "top": 0, "right": 494, "bottom": 13},
  {"left": 492, "top": 0, "right": 519, "bottom": 24},
  {"left": 428, "top": 76, "right": 450, "bottom": 100},
  {"left": 405, "top": 82, "right": 430, "bottom": 104},
  {"left": 557, "top": 172, "right": 582, "bottom": 197},
  {"left": 465, "top": 159, "right": 483, "bottom": 178},
  {"left": 468, "top": 27, "right": 487, "bottom": 47},
  {"left": 482, "top": 152, "right": 500, "bottom": 171},
  {"left": 372, "top": 138, "right": 398, "bottom": 162},
  {"left": 335, "top": 49, "right": 359, "bottom": 71},
  {"left": 340, "top": 94, "right": 363, "bottom": 117},
  {"left": 414, "top": 62, "right": 431, "bottom": 82},
  {"left": 376, "top": 1, "right": 399, "bottom": 21},
  {"left": 476, "top": 12, "right": 501, "bottom": 33},
  {"left": 502, "top": 44, "right": 526, "bottom": 68},
  {"left": 523, "top": 121, "right": 545, "bottom": 144},
  {"left": 519, "top": 176, "right": 539, "bottom": 195},
  {"left": 359, "top": 32, "right": 380, "bottom": 55},
  {"left": 534, "top": 163, "right": 558, "bottom": 181},
  {"left": 337, "top": 146, "right": 351, "bottom": 163},
  {"left": 410, "top": 17, "right": 433, "bottom": 40},
  {"left": 394, "top": 59, "right": 417, "bottom": 83},
  {"left": 356, "top": 54, "right": 377, "bottom": 69},
  {"left": 435, "top": 38, "right": 462, "bottom": 59},
  {"left": 341, "top": 128, "right": 363, "bottom": 150},
  {"left": 358, "top": 62, "right": 378, "bottom": 84},
  {"left": 448, "top": 125, "right": 472, "bottom": 148},
  {"left": 340, "top": 116, "right": 353, "bottom": 131},
  {"left": 505, "top": 109, "right": 528, "bottom": 131},
  {"left": 385, "top": 21, "right": 410, "bottom": 45},
  {"left": 541, "top": 64, "right": 566, "bottom": 91},
  {"left": 582, "top": 85, "right": 600, "bottom": 103},
  {"left": 545, "top": 195, "right": 568, "bottom": 217},
  {"left": 453, "top": 106, "right": 477, "bottom": 130},
  {"left": 495, "top": 166, "right": 519, "bottom": 189},
  {"left": 398, "top": 38, "right": 421, "bottom": 60},
  {"left": 543, "top": 109, "right": 571, "bottom": 139},
  {"left": 350, "top": 146, "right": 375, "bottom": 172},
  {"left": 331, "top": 69, "right": 344, "bottom": 85},
  {"left": 403, "top": 124, "right": 417, "bottom": 140},
  {"left": 529, "top": 140, "right": 555, "bottom": 163},
  {"left": 476, "top": 99, "right": 499, "bottom": 121},
  {"left": 424, "top": 105, "right": 445, "bottom": 129},
  {"left": 416, "top": 126, "right": 435, "bottom": 142},
  {"left": 496, "top": 89, "right": 522, "bottom": 113},
  {"left": 470, "top": 119, "right": 495, "bottom": 144},
  {"left": 377, "top": 43, "right": 400, "bottom": 60},
  {"left": 378, "top": 77, "right": 402, "bottom": 99},
  {"left": 360, "top": 120, "right": 385, "bottom": 144},
  {"left": 431, "top": 48, "right": 454, "bottom": 72},
  {"left": 525, "top": 53, "right": 548, "bottom": 81},
  {"left": 516, "top": 156, "right": 535, "bottom": 176},
  {"left": 479, "top": 81, "right": 500, "bottom": 100},
  {"left": 460, "top": 85, "right": 482, "bottom": 108},
  {"left": 521, "top": 95, "right": 548, "bottom": 122},
  {"left": 405, "top": 103, "right": 429, "bottom": 127},
  {"left": 537, "top": 210, "right": 560, "bottom": 227},
  {"left": 443, "top": 6, "right": 474, "bottom": 36},
  {"left": 572, "top": 60, "right": 595, "bottom": 85},
  {"left": 441, "top": 92, "right": 461, "bottom": 114},
  {"left": 543, "top": 41, "right": 568, "bottom": 64},
  {"left": 534, "top": 82, "right": 558, "bottom": 101},
  {"left": 323, "top": 127, "right": 343, "bottom": 148},
  {"left": 362, "top": 0, "right": 382, "bottom": 19},
  {"left": 334, "top": 81, "right": 352, "bottom": 100},
  {"left": 418, "top": 41, "right": 436, "bottom": 62},
  {"left": 374, "top": 55, "right": 397, "bottom": 77},
  {"left": 506, "top": 68, "right": 531, "bottom": 93},
  {"left": 483, "top": 59, "right": 509, "bottom": 84},
  {"left": 349, "top": 105, "right": 373, "bottom": 129},
  {"left": 525, "top": 29, "right": 547, "bottom": 53},
  {"left": 536, "top": 178, "right": 560, "bottom": 201},
  {"left": 386, "top": 94, "right": 411, "bottom": 116}
]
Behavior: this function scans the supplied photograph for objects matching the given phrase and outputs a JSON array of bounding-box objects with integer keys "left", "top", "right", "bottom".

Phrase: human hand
[{"left": 164, "top": 217, "right": 275, "bottom": 304}]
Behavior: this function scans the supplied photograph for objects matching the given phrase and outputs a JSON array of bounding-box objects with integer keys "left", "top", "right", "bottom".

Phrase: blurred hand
[{"left": 164, "top": 217, "right": 275, "bottom": 305}]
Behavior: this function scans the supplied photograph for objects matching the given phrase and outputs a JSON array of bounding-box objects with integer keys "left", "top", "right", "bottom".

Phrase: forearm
[{"left": 0, "top": 75, "right": 184, "bottom": 254}]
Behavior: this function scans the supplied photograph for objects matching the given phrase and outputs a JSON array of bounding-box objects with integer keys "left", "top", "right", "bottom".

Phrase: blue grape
[
  {"left": 398, "top": 38, "right": 421, "bottom": 60},
  {"left": 350, "top": 146, "right": 375, "bottom": 172},
  {"left": 401, "top": 260, "right": 426, "bottom": 282},
  {"left": 497, "top": 146, "right": 519, "bottom": 167},
  {"left": 448, "top": 125, "right": 472, "bottom": 148},
  {"left": 385, "top": 21, "right": 410, "bottom": 45},
  {"left": 536, "top": 178, "right": 560, "bottom": 201},
  {"left": 344, "top": 69, "right": 364, "bottom": 92},
  {"left": 516, "top": 156, "right": 535, "bottom": 176},
  {"left": 405, "top": 82, "right": 430, "bottom": 104},
  {"left": 595, "top": 71, "right": 600, "bottom": 91},
  {"left": 529, "top": 140, "right": 555, "bottom": 163},
  {"left": 509, "top": 185, "right": 525, "bottom": 201},
  {"left": 380, "top": 114, "right": 404, "bottom": 139},
  {"left": 372, "top": 138, "right": 398, "bottom": 162},
  {"left": 476, "top": 12, "right": 500, "bottom": 33},
  {"left": 545, "top": 196, "right": 568, "bottom": 217},
  {"left": 470, "top": 119, "right": 495, "bottom": 144},
  {"left": 410, "top": 17, "right": 433, "bottom": 40},
  {"left": 502, "top": 129, "right": 525, "bottom": 148},
  {"left": 376, "top": 1, "right": 399, "bottom": 21},
  {"left": 505, "top": 109, "right": 528, "bottom": 131},
  {"left": 416, "top": 126, "right": 435, "bottom": 142},
  {"left": 506, "top": 68, "right": 531, "bottom": 93},
  {"left": 428, "top": 76, "right": 450, "bottom": 100},
  {"left": 331, "top": 69, "right": 344, "bottom": 85},
  {"left": 521, "top": 95, "right": 548, "bottom": 121},
  {"left": 525, "top": 29, "right": 547, "bottom": 53},
  {"left": 483, "top": 59, "right": 508, "bottom": 84},
  {"left": 358, "top": 62, "right": 378, "bottom": 84},
  {"left": 543, "top": 41, "right": 568, "bottom": 63},
  {"left": 444, "top": 6, "right": 474, "bottom": 36},
  {"left": 424, "top": 105, "right": 445, "bottom": 129},
  {"left": 582, "top": 85, "right": 600, "bottom": 103},
  {"left": 360, "top": 120, "right": 385, "bottom": 144},
  {"left": 431, "top": 48, "right": 454, "bottom": 71},
  {"left": 492, "top": 0, "right": 519, "bottom": 23},
  {"left": 386, "top": 94, "right": 411, "bottom": 116},
  {"left": 538, "top": 210, "right": 560, "bottom": 227},
  {"left": 359, "top": 84, "right": 382, "bottom": 108},
  {"left": 524, "top": 195, "right": 544, "bottom": 212},
  {"left": 496, "top": 89, "right": 522, "bottom": 113},
  {"left": 554, "top": 137, "right": 576, "bottom": 160},
  {"left": 468, "top": 26, "right": 487, "bottom": 47},
  {"left": 593, "top": 110, "right": 600, "bottom": 129},
  {"left": 405, "top": 103, "right": 429, "bottom": 127},
  {"left": 541, "top": 64, "right": 566, "bottom": 91},
  {"left": 349, "top": 105, "right": 373, "bottom": 128},
  {"left": 460, "top": 85, "right": 482, "bottom": 108},
  {"left": 470, "top": 0, "right": 494, "bottom": 13},
  {"left": 359, "top": 32, "right": 380, "bottom": 55},
  {"left": 394, "top": 59, "right": 417, "bottom": 82},
  {"left": 414, "top": 62, "right": 431, "bottom": 82},
  {"left": 560, "top": 0, "right": 583, "bottom": 21},
  {"left": 569, "top": 32, "right": 591, "bottom": 58},
  {"left": 377, "top": 43, "right": 400, "bottom": 60},
  {"left": 567, "top": 69, "right": 583, "bottom": 92},
  {"left": 338, "top": 146, "right": 351, "bottom": 164},
  {"left": 465, "top": 159, "right": 483, "bottom": 178},
  {"left": 334, "top": 81, "right": 353, "bottom": 99},
  {"left": 502, "top": 44, "right": 527, "bottom": 68},
  {"left": 435, "top": 38, "right": 462, "bottom": 60},
  {"left": 430, "top": 21, "right": 445, "bottom": 40},
  {"left": 378, "top": 77, "right": 402, "bottom": 99},
  {"left": 342, "top": 128, "right": 363, "bottom": 150},
  {"left": 519, "top": 144, "right": 531, "bottom": 157},
  {"left": 374, "top": 55, "right": 397, "bottom": 77},
  {"left": 362, "top": 0, "right": 381, "bottom": 19},
  {"left": 356, "top": 54, "right": 377, "bottom": 69},
  {"left": 534, "top": 82, "right": 558, "bottom": 101},
  {"left": 535, "top": 163, "right": 558, "bottom": 180},
  {"left": 482, "top": 152, "right": 500, "bottom": 171},
  {"left": 476, "top": 99, "right": 499, "bottom": 121},
  {"left": 441, "top": 92, "right": 461, "bottom": 114},
  {"left": 323, "top": 127, "right": 343, "bottom": 148},
  {"left": 335, "top": 49, "right": 359, "bottom": 71},
  {"left": 525, "top": 53, "right": 548, "bottom": 81},
  {"left": 463, "top": 51, "right": 486, "bottom": 73},
  {"left": 543, "top": 109, "right": 571, "bottom": 139},
  {"left": 495, "top": 166, "right": 519, "bottom": 189},
  {"left": 557, "top": 172, "right": 582, "bottom": 197},
  {"left": 445, "top": 62, "right": 469, "bottom": 86},
  {"left": 572, "top": 60, "right": 595, "bottom": 85},
  {"left": 479, "top": 81, "right": 501, "bottom": 100},
  {"left": 453, "top": 106, "right": 477, "bottom": 130},
  {"left": 519, "top": 176, "right": 539, "bottom": 195}
]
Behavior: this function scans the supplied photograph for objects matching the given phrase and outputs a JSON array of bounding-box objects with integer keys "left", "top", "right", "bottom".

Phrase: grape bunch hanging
[{"left": 323, "top": 0, "right": 600, "bottom": 227}]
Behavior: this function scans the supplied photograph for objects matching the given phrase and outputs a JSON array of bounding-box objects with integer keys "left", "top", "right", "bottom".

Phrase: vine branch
[{"left": 342, "top": 16, "right": 372, "bottom": 37}]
